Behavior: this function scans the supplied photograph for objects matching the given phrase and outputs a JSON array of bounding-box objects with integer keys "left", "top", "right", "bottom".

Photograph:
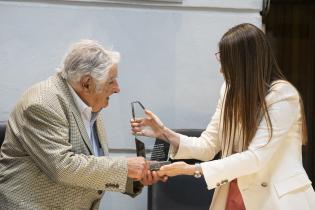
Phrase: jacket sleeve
[
  {"left": 124, "top": 179, "right": 143, "bottom": 197},
  {"left": 169, "top": 83, "right": 225, "bottom": 161},
  {"left": 20, "top": 102, "right": 129, "bottom": 192},
  {"left": 200, "top": 82, "right": 301, "bottom": 189}
]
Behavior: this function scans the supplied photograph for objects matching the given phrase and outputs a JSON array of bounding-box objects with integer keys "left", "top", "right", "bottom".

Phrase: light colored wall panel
[{"left": 0, "top": 1, "right": 262, "bottom": 209}]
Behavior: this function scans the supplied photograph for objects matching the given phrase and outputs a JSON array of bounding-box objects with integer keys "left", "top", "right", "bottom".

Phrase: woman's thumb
[{"left": 144, "top": 109, "right": 154, "bottom": 119}]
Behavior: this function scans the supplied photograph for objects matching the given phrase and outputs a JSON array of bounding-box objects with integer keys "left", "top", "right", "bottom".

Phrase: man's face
[
  {"left": 74, "top": 64, "right": 120, "bottom": 112},
  {"left": 91, "top": 65, "right": 120, "bottom": 111}
]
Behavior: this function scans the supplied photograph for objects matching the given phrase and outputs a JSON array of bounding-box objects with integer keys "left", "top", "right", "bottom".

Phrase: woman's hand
[
  {"left": 130, "top": 109, "right": 165, "bottom": 138},
  {"left": 131, "top": 109, "right": 180, "bottom": 148},
  {"left": 140, "top": 170, "right": 168, "bottom": 186},
  {"left": 156, "top": 162, "right": 195, "bottom": 177}
]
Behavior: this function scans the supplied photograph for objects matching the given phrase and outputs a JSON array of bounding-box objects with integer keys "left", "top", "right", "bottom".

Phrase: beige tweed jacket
[{"left": 0, "top": 73, "right": 141, "bottom": 210}]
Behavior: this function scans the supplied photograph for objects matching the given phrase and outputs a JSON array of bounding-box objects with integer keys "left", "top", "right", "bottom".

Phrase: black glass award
[{"left": 131, "top": 101, "right": 170, "bottom": 171}]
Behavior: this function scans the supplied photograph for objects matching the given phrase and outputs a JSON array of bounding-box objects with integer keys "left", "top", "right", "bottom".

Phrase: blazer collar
[{"left": 52, "top": 73, "right": 93, "bottom": 154}]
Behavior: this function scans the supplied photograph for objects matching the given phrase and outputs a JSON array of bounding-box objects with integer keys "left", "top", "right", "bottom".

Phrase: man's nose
[{"left": 113, "top": 80, "right": 120, "bottom": 93}]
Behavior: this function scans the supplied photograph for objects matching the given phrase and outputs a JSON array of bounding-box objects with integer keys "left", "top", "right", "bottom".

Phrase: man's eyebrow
[{"left": 108, "top": 76, "right": 117, "bottom": 82}]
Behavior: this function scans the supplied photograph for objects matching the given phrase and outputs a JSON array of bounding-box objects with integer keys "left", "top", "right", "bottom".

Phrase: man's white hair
[{"left": 58, "top": 39, "right": 120, "bottom": 90}]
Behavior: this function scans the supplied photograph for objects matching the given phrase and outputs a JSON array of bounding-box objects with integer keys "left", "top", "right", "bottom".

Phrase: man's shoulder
[{"left": 20, "top": 74, "right": 70, "bottom": 111}]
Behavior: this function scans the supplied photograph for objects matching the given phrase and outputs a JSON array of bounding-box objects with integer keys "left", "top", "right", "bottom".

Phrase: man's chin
[
  {"left": 103, "top": 99, "right": 109, "bottom": 108},
  {"left": 93, "top": 102, "right": 108, "bottom": 112}
]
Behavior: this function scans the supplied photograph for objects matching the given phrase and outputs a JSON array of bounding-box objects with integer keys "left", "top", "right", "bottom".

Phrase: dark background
[{"left": 264, "top": 0, "right": 315, "bottom": 187}]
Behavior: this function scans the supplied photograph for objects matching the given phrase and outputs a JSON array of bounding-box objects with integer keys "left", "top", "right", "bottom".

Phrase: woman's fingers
[
  {"left": 131, "top": 124, "right": 142, "bottom": 131},
  {"left": 130, "top": 119, "right": 146, "bottom": 134},
  {"left": 130, "top": 118, "right": 144, "bottom": 124},
  {"left": 145, "top": 109, "right": 164, "bottom": 129},
  {"left": 130, "top": 110, "right": 163, "bottom": 138},
  {"left": 144, "top": 109, "right": 154, "bottom": 119},
  {"left": 145, "top": 110, "right": 159, "bottom": 123},
  {"left": 161, "top": 176, "right": 168, "bottom": 182},
  {"left": 156, "top": 170, "right": 167, "bottom": 177},
  {"left": 159, "top": 165, "right": 171, "bottom": 171}
]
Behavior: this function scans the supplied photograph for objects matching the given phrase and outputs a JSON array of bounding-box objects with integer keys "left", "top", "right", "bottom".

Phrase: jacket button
[
  {"left": 98, "top": 190, "right": 103, "bottom": 195},
  {"left": 216, "top": 183, "right": 221, "bottom": 187},
  {"left": 261, "top": 182, "right": 268, "bottom": 187}
]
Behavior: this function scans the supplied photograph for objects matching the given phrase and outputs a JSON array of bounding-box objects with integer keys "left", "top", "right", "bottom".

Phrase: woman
[{"left": 131, "top": 23, "right": 315, "bottom": 210}]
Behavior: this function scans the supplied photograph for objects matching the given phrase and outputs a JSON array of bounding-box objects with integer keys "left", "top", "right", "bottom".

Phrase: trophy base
[{"left": 149, "top": 161, "right": 171, "bottom": 171}]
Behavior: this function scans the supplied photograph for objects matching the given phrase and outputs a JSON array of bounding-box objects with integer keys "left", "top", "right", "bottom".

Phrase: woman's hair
[{"left": 218, "top": 23, "right": 307, "bottom": 155}]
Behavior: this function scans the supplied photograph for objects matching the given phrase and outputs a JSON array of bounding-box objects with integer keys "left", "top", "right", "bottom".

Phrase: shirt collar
[{"left": 67, "top": 83, "right": 94, "bottom": 122}]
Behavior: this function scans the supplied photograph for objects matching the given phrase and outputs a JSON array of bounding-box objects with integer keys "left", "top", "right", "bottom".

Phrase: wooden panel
[{"left": 264, "top": 0, "right": 315, "bottom": 186}]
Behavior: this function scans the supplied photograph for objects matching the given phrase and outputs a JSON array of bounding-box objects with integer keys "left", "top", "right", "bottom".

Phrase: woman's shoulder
[{"left": 267, "top": 80, "right": 300, "bottom": 104}]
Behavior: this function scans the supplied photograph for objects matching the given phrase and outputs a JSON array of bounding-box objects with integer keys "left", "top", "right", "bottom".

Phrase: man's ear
[{"left": 80, "top": 75, "right": 92, "bottom": 92}]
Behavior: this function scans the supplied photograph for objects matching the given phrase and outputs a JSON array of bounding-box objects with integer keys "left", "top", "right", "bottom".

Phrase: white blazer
[{"left": 170, "top": 81, "right": 315, "bottom": 210}]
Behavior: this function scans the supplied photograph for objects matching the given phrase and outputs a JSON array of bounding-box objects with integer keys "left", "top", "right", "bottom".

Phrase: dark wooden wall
[{"left": 263, "top": 0, "right": 315, "bottom": 186}]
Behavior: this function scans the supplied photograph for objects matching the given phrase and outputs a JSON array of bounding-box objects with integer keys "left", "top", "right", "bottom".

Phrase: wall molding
[{"left": 0, "top": 0, "right": 262, "bottom": 12}]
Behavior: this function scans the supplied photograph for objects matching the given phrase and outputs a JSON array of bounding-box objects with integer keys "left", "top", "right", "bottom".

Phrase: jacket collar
[{"left": 52, "top": 73, "right": 93, "bottom": 153}]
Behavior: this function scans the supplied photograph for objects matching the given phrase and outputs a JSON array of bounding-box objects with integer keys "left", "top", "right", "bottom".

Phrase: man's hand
[
  {"left": 127, "top": 157, "right": 147, "bottom": 180},
  {"left": 141, "top": 170, "right": 168, "bottom": 186}
]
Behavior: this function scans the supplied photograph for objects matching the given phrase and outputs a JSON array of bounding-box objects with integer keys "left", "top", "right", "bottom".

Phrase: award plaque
[{"left": 131, "top": 101, "right": 170, "bottom": 171}]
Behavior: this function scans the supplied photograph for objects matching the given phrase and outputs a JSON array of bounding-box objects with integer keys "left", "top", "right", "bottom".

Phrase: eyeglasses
[{"left": 215, "top": 52, "right": 221, "bottom": 61}]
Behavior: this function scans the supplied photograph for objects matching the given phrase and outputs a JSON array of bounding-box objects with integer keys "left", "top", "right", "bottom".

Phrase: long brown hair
[{"left": 218, "top": 23, "right": 307, "bottom": 155}]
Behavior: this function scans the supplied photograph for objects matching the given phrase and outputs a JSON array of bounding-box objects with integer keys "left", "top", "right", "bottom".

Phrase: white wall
[{"left": 0, "top": 0, "right": 262, "bottom": 209}]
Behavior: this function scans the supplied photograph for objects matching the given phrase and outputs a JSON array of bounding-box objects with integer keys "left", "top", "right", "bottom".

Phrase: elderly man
[{"left": 0, "top": 40, "right": 159, "bottom": 210}]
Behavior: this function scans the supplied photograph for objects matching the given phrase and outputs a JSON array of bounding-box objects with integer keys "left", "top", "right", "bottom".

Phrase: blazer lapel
[
  {"left": 95, "top": 117, "right": 109, "bottom": 156},
  {"left": 71, "top": 107, "right": 93, "bottom": 153},
  {"left": 53, "top": 73, "right": 93, "bottom": 154}
]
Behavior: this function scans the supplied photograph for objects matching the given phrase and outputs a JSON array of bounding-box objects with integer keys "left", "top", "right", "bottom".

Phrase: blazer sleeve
[
  {"left": 200, "top": 82, "right": 301, "bottom": 189},
  {"left": 20, "top": 102, "right": 129, "bottom": 192},
  {"left": 124, "top": 179, "right": 143, "bottom": 197},
  {"left": 169, "top": 83, "right": 225, "bottom": 161}
]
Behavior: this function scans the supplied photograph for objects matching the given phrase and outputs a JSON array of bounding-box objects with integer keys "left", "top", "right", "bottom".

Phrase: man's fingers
[
  {"left": 146, "top": 170, "right": 153, "bottom": 182},
  {"left": 127, "top": 157, "right": 148, "bottom": 180},
  {"left": 152, "top": 171, "right": 162, "bottom": 182}
]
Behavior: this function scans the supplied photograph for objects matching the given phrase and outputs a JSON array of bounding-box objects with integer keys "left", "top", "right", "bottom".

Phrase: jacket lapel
[
  {"left": 53, "top": 73, "right": 93, "bottom": 154},
  {"left": 71, "top": 107, "right": 93, "bottom": 153},
  {"left": 95, "top": 117, "right": 109, "bottom": 156}
]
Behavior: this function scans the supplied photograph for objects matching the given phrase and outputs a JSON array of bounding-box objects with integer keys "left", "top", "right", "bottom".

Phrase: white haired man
[{"left": 0, "top": 40, "right": 161, "bottom": 210}]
